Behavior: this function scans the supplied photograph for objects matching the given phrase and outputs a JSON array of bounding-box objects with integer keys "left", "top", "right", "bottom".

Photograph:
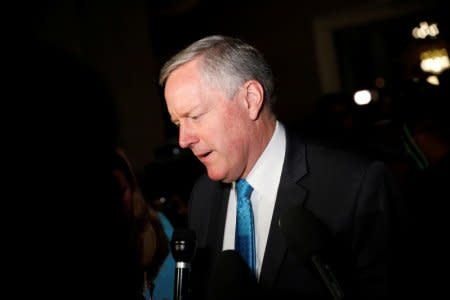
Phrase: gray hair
[{"left": 159, "top": 35, "right": 275, "bottom": 108}]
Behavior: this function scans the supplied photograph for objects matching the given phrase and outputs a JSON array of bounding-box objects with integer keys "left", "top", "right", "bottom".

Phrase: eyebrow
[{"left": 170, "top": 103, "right": 203, "bottom": 125}]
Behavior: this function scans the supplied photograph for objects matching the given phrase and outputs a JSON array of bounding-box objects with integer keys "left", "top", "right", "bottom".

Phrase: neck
[{"left": 242, "top": 112, "right": 277, "bottom": 178}]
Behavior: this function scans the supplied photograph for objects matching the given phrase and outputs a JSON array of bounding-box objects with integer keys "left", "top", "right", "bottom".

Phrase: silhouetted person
[
  {"left": 4, "top": 39, "right": 166, "bottom": 299},
  {"left": 140, "top": 146, "right": 204, "bottom": 229},
  {"left": 390, "top": 72, "right": 450, "bottom": 298},
  {"left": 113, "top": 149, "right": 170, "bottom": 298}
]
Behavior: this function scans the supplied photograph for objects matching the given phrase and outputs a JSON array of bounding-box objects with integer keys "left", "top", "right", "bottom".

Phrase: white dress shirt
[{"left": 222, "top": 121, "right": 286, "bottom": 279}]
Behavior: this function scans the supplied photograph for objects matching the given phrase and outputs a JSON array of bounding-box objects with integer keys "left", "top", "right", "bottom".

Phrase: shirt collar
[{"left": 245, "top": 121, "right": 286, "bottom": 196}]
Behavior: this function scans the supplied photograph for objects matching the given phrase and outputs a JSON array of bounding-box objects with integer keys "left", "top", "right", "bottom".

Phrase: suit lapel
[
  {"left": 207, "top": 183, "right": 231, "bottom": 261},
  {"left": 259, "top": 131, "right": 308, "bottom": 288}
]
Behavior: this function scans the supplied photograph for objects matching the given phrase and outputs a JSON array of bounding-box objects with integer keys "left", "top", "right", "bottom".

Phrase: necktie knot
[{"left": 236, "top": 179, "right": 253, "bottom": 200}]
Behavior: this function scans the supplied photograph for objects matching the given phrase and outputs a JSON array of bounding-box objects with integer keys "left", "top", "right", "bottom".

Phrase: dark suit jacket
[{"left": 188, "top": 129, "right": 402, "bottom": 300}]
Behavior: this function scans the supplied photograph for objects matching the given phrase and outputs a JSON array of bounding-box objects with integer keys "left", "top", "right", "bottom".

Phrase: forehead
[
  {"left": 165, "top": 64, "right": 201, "bottom": 117},
  {"left": 164, "top": 59, "right": 225, "bottom": 115},
  {"left": 165, "top": 59, "right": 202, "bottom": 97}
]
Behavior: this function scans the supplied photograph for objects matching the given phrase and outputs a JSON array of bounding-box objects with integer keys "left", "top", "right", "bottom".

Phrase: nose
[{"left": 178, "top": 123, "right": 197, "bottom": 149}]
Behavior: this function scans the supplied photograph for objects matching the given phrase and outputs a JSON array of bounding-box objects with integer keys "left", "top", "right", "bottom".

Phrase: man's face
[{"left": 164, "top": 58, "right": 251, "bottom": 183}]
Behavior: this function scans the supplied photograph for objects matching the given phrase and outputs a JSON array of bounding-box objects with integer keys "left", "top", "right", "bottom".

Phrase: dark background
[{"left": 9, "top": 0, "right": 447, "bottom": 172}]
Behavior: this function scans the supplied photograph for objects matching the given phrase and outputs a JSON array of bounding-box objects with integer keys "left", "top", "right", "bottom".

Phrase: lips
[{"left": 196, "top": 151, "right": 212, "bottom": 160}]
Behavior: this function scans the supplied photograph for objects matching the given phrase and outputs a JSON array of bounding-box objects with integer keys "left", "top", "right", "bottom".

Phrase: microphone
[
  {"left": 209, "top": 250, "right": 258, "bottom": 300},
  {"left": 279, "top": 207, "right": 344, "bottom": 300},
  {"left": 171, "top": 228, "right": 197, "bottom": 300}
]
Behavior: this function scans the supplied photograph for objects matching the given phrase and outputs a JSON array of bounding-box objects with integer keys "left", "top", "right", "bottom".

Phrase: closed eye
[{"left": 190, "top": 113, "right": 204, "bottom": 121}]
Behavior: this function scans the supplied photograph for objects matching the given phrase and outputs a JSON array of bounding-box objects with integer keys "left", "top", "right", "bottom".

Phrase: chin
[{"left": 206, "top": 168, "right": 231, "bottom": 183}]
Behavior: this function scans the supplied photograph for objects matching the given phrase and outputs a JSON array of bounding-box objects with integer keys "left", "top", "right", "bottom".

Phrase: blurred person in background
[
  {"left": 4, "top": 38, "right": 167, "bottom": 299},
  {"left": 389, "top": 70, "right": 450, "bottom": 298}
]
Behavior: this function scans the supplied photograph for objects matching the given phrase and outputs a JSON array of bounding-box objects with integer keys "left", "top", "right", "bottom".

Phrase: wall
[{"left": 15, "top": 0, "right": 441, "bottom": 171}]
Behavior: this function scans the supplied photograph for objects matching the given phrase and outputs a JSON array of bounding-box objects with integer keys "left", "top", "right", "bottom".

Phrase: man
[{"left": 159, "top": 35, "right": 402, "bottom": 299}]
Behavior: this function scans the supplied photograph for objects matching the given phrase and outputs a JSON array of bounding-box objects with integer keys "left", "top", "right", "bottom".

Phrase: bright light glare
[
  {"left": 426, "top": 75, "right": 439, "bottom": 86},
  {"left": 353, "top": 90, "right": 372, "bottom": 105},
  {"left": 412, "top": 22, "right": 439, "bottom": 39},
  {"left": 420, "top": 53, "right": 450, "bottom": 74}
]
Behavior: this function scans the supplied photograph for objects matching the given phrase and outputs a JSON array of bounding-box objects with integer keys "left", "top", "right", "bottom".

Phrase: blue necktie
[{"left": 235, "top": 179, "right": 256, "bottom": 275}]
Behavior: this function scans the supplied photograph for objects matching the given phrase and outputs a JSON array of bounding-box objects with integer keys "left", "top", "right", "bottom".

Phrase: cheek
[
  {"left": 207, "top": 101, "right": 248, "bottom": 155},
  {"left": 226, "top": 135, "right": 246, "bottom": 168},
  {"left": 219, "top": 111, "right": 248, "bottom": 160}
]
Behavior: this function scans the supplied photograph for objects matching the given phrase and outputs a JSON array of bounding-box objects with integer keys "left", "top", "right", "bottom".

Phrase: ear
[
  {"left": 112, "top": 169, "right": 134, "bottom": 216},
  {"left": 242, "top": 80, "right": 265, "bottom": 120}
]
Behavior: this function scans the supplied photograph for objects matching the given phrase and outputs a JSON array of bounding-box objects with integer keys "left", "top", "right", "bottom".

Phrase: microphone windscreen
[
  {"left": 171, "top": 228, "right": 197, "bottom": 262},
  {"left": 279, "top": 206, "right": 331, "bottom": 263},
  {"left": 209, "top": 250, "right": 258, "bottom": 300}
]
